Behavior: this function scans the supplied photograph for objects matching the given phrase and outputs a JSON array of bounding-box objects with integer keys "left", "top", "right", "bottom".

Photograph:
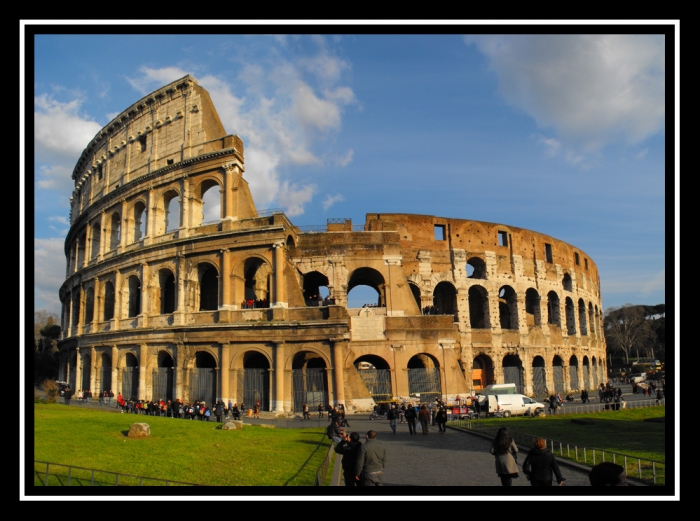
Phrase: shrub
[{"left": 41, "top": 379, "right": 59, "bottom": 403}]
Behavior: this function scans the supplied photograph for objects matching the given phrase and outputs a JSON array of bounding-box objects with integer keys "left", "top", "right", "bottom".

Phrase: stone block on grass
[
  {"left": 222, "top": 420, "right": 244, "bottom": 430},
  {"left": 128, "top": 423, "right": 151, "bottom": 437}
]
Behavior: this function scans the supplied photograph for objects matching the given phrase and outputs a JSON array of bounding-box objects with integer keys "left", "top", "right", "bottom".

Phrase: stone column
[
  {"left": 90, "top": 346, "right": 97, "bottom": 394},
  {"left": 577, "top": 362, "right": 585, "bottom": 392},
  {"left": 562, "top": 364, "right": 570, "bottom": 393},
  {"left": 220, "top": 249, "right": 231, "bottom": 309},
  {"left": 272, "top": 342, "right": 285, "bottom": 413},
  {"left": 179, "top": 176, "right": 190, "bottom": 236},
  {"left": 221, "top": 343, "right": 230, "bottom": 404},
  {"left": 175, "top": 344, "right": 184, "bottom": 401},
  {"left": 113, "top": 270, "right": 122, "bottom": 331},
  {"left": 271, "top": 241, "right": 287, "bottom": 308},
  {"left": 331, "top": 339, "right": 346, "bottom": 406},
  {"left": 74, "top": 348, "right": 82, "bottom": 393},
  {"left": 111, "top": 345, "right": 119, "bottom": 397},
  {"left": 119, "top": 199, "right": 128, "bottom": 252},
  {"left": 223, "top": 164, "right": 235, "bottom": 220},
  {"left": 138, "top": 344, "right": 147, "bottom": 400},
  {"left": 98, "top": 211, "right": 106, "bottom": 260},
  {"left": 520, "top": 348, "right": 531, "bottom": 396}
]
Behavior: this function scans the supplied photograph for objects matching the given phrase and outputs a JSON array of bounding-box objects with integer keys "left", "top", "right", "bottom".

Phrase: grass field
[
  {"left": 33, "top": 404, "right": 332, "bottom": 486},
  {"left": 449, "top": 407, "right": 667, "bottom": 485}
]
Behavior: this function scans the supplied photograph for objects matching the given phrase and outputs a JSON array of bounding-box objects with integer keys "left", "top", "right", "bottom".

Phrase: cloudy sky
[{"left": 27, "top": 27, "right": 672, "bottom": 317}]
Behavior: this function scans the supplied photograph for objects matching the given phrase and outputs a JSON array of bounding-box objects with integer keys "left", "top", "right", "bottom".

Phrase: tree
[
  {"left": 604, "top": 304, "right": 655, "bottom": 364},
  {"left": 33, "top": 310, "right": 61, "bottom": 381}
]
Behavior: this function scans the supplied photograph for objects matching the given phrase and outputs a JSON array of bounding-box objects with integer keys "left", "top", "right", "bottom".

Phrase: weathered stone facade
[{"left": 57, "top": 75, "right": 606, "bottom": 413}]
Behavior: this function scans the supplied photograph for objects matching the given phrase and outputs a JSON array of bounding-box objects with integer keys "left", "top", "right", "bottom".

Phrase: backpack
[{"left": 205, "top": 409, "right": 211, "bottom": 417}]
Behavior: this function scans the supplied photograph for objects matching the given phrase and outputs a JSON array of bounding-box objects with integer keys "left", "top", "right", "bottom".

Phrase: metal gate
[
  {"left": 82, "top": 363, "right": 91, "bottom": 392},
  {"left": 152, "top": 368, "right": 173, "bottom": 401},
  {"left": 502, "top": 366, "right": 524, "bottom": 394},
  {"left": 407, "top": 368, "right": 441, "bottom": 404},
  {"left": 582, "top": 365, "right": 590, "bottom": 391},
  {"left": 100, "top": 366, "right": 111, "bottom": 394},
  {"left": 569, "top": 365, "right": 579, "bottom": 391},
  {"left": 190, "top": 368, "right": 215, "bottom": 404},
  {"left": 122, "top": 368, "right": 139, "bottom": 400},
  {"left": 532, "top": 366, "right": 546, "bottom": 397},
  {"left": 357, "top": 369, "right": 392, "bottom": 402},
  {"left": 292, "top": 368, "right": 328, "bottom": 412},
  {"left": 553, "top": 365, "right": 564, "bottom": 394},
  {"left": 242, "top": 368, "right": 270, "bottom": 411}
]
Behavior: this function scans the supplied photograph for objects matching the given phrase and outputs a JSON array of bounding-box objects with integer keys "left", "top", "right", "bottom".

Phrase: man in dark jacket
[
  {"left": 522, "top": 437, "right": 565, "bottom": 486},
  {"left": 387, "top": 404, "right": 398, "bottom": 434},
  {"left": 355, "top": 430, "right": 386, "bottom": 486},
  {"left": 334, "top": 432, "right": 362, "bottom": 486},
  {"left": 404, "top": 402, "right": 417, "bottom": 434}
]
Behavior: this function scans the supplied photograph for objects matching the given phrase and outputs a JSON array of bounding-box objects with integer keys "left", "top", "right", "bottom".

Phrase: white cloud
[
  {"left": 276, "top": 182, "right": 317, "bottom": 217},
  {"left": 322, "top": 194, "right": 345, "bottom": 211},
  {"left": 636, "top": 148, "right": 649, "bottom": 160},
  {"left": 34, "top": 237, "right": 66, "bottom": 316},
  {"left": 48, "top": 215, "right": 69, "bottom": 226},
  {"left": 35, "top": 164, "right": 74, "bottom": 194},
  {"left": 335, "top": 149, "right": 354, "bottom": 167},
  {"left": 465, "top": 35, "right": 665, "bottom": 152},
  {"left": 125, "top": 66, "right": 191, "bottom": 95}
]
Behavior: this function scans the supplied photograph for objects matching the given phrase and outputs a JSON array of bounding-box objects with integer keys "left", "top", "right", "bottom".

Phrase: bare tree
[{"left": 604, "top": 304, "right": 655, "bottom": 364}]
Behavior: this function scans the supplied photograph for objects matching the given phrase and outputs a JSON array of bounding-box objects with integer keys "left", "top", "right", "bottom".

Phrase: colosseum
[{"left": 57, "top": 75, "right": 607, "bottom": 413}]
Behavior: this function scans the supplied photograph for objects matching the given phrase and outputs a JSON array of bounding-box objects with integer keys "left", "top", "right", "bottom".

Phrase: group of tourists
[
  {"left": 111, "top": 395, "right": 257, "bottom": 421},
  {"left": 241, "top": 298, "right": 269, "bottom": 309},
  {"left": 334, "top": 430, "right": 387, "bottom": 486}
]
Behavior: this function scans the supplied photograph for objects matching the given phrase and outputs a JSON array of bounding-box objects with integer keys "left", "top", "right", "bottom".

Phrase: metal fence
[
  {"left": 34, "top": 461, "right": 199, "bottom": 486},
  {"left": 535, "top": 398, "right": 665, "bottom": 415},
  {"left": 315, "top": 441, "right": 336, "bottom": 486}
]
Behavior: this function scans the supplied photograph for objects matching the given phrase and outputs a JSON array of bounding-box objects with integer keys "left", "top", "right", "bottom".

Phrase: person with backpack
[
  {"left": 404, "top": 402, "right": 417, "bottom": 435},
  {"left": 435, "top": 405, "right": 448, "bottom": 433}
]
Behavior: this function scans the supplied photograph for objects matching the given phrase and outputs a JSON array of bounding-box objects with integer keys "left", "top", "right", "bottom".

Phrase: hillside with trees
[{"left": 604, "top": 304, "right": 665, "bottom": 365}]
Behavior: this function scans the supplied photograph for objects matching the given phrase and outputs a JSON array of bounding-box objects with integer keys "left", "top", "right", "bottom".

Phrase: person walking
[
  {"left": 404, "top": 402, "right": 417, "bottom": 435},
  {"left": 387, "top": 404, "right": 398, "bottom": 434},
  {"left": 522, "top": 437, "right": 565, "bottom": 486},
  {"left": 318, "top": 403, "right": 324, "bottom": 418},
  {"left": 435, "top": 405, "right": 448, "bottom": 433},
  {"left": 109, "top": 390, "right": 114, "bottom": 406},
  {"left": 490, "top": 427, "right": 519, "bottom": 486},
  {"left": 355, "top": 430, "right": 386, "bottom": 486},
  {"left": 303, "top": 403, "right": 310, "bottom": 420},
  {"left": 334, "top": 432, "right": 363, "bottom": 486},
  {"left": 548, "top": 394, "right": 558, "bottom": 415},
  {"left": 418, "top": 404, "right": 430, "bottom": 435}
]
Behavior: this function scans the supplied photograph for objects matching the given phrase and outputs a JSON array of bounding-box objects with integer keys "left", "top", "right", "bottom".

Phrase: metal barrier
[
  {"left": 314, "top": 442, "right": 336, "bottom": 486},
  {"left": 34, "top": 461, "right": 199, "bottom": 487},
  {"left": 534, "top": 398, "right": 664, "bottom": 415}
]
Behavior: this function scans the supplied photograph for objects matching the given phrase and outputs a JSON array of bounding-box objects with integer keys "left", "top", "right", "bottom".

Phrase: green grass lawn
[
  {"left": 449, "top": 407, "right": 666, "bottom": 485},
  {"left": 33, "top": 404, "right": 332, "bottom": 486}
]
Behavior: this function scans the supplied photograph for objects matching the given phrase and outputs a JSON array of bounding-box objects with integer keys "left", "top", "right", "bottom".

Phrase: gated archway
[
  {"left": 81, "top": 353, "right": 91, "bottom": 392},
  {"left": 241, "top": 351, "right": 270, "bottom": 411},
  {"left": 532, "top": 356, "right": 546, "bottom": 397},
  {"left": 292, "top": 352, "right": 328, "bottom": 412},
  {"left": 407, "top": 354, "right": 441, "bottom": 404},
  {"left": 502, "top": 355, "right": 524, "bottom": 394},
  {"left": 122, "top": 353, "right": 139, "bottom": 400},
  {"left": 190, "top": 351, "right": 216, "bottom": 404},
  {"left": 552, "top": 356, "right": 564, "bottom": 394},
  {"left": 569, "top": 356, "right": 579, "bottom": 391},
  {"left": 152, "top": 351, "right": 174, "bottom": 401},
  {"left": 354, "top": 355, "right": 392, "bottom": 403},
  {"left": 582, "top": 356, "right": 591, "bottom": 391}
]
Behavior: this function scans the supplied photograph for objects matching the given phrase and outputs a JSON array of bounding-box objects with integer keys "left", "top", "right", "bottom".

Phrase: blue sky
[{"left": 28, "top": 28, "right": 672, "bottom": 317}]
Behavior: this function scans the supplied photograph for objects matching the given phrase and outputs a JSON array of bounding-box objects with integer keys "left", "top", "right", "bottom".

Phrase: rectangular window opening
[
  {"left": 574, "top": 252, "right": 580, "bottom": 265},
  {"left": 498, "top": 231, "right": 508, "bottom": 247},
  {"left": 434, "top": 224, "right": 446, "bottom": 241},
  {"left": 545, "top": 243, "right": 553, "bottom": 263},
  {"left": 584, "top": 258, "right": 589, "bottom": 270},
  {"left": 139, "top": 136, "right": 147, "bottom": 153}
]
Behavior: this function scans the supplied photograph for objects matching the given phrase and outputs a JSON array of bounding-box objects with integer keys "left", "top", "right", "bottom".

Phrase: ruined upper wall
[{"left": 69, "top": 75, "right": 244, "bottom": 222}]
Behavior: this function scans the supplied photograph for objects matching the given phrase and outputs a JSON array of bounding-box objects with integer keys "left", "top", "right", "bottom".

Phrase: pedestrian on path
[
  {"left": 435, "top": 405, "right": 448, "bottom": 433},
  {"left": 355, "top": 430, "right": 386, "bottom": 486},
  {"left": 418, "top": 404, "right": 430, "bottom": 435},
  {"left": 404, "top": 403, "right": 417, "bottom": 435},
  {"left": 490, "top": 427, "right": 519, "bottom": 486},
  {"left": 522, "top": 437, "right": 565, "bottom": 486},
  {"left": 387, "top": 404, "right": 399, "bottom": 433},
  {"left": 334, "top": 431, "right": 363, "bottom": 486}
]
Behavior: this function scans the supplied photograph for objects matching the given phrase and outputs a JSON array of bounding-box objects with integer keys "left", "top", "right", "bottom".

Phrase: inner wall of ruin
[{"left": 57, "top": 75, "right": 606, "bottom": 412}]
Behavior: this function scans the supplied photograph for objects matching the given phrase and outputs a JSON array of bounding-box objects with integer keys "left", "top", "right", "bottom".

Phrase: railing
[
  {"left": 34, "top": 461, "right": 199, "bottom": 486},
  {"left": 314, "top": 441, "right": 336, "bottom": 486},
  {"left": 258, "top": 208, "right": 285, "bottom": 217},
  {"left": 450, "top": 414, "right": 665, "bottom": 485},
  {"left": 531, "top": 398, "right": 665, "bottom": 415}
]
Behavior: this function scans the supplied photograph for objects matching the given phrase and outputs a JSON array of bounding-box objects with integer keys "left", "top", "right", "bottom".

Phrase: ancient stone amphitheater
[{"left": 57, "top": 75, "right": 606, "bottom": 412}]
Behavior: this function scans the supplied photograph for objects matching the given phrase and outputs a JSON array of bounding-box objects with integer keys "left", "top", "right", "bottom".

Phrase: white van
[{"left": 480, "top": 394, "right": 545, "bottom": 417}]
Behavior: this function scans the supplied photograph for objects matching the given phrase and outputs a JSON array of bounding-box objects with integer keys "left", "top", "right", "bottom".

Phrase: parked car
[
  {"left": 55, "top": 381, "right": 70, "bottom": 397},
  {"left": 630, "top": 373, "right": 647, "bottom": 383},
  {"left": 479, "top": 394, "right": 546, "bottom": 417}
]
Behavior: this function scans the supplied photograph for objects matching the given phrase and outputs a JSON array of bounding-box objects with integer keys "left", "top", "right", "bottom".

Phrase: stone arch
[
  {"left": 132, "top": 200, "right": 147, "bottom": 242},
  {"left": 126, "top": 275, "right": 141, "bottom": 318},
  {"left": 243, "top": 257, "right": 271, "bottom": 307},
  {"left": 347, "top": 267, "right": 386, "bottom": 307},
  {"left": 84, "top": 286, "right": 95, "bottom": 324},
  {"left": 468, "top": 285, "right": 489, "bottom": 328},
  {"left": 193, "top": 177, "right": 222, "bottom": 227},
  {"left": 525, "top": 288, "right": 541, "bottom": 327},
  {"left": 292, "top": 350, "right": 329, "bottom": 412},
  {"left": 498, "top": 285, "right": 518, "bottom": 329},
  {"left": 433, "top": 281, "right": 457, "bottom": 316},
  {"left": 109, "top": 211, "right": 121, "bottom": 251},
  {"left": 190, "top": 350, "right": 217, "bottom": 404},
  {"left": 565, "top": 297, "right": 576, "bottom": 335},
  {"left": 354, "top": 354, "right": 392, "bottom": 403},
  {"left": 562, "top": 272, "right": 573, "bottom": 292},
  {"left": 122, "top": 352, "right": 139, "bottom": 400},
  {"left": 472, "top": 354, "right": 494, "bottom": 391},
  {"left": 466, "top": 256, "right": 487, "bottom": 279},
  {"left": 578, "top": 298, "right": 588, "bottom": 335},
  {"left": 158, "top": 268, "right": 176, "bottom": 314},
  {"left": 302, "top": 270, "right": 330, "bottom": 305},
  {"left": 241, "top": 351, "right": 271, "bottom": 412},
  {"left": 569, "top": 355, "right": 579, "bottom": 391},
  {"left": 153, "top": 351, "right": 174, "bottom": 401},
  {"left": 164, "top": 188, "right": 181, "bottom": 234},
  {"left": 103, "top": 280, "right": 115, "bottom": 321},
  {"left": 547, "top": 291, "right": 561, "bottom": 326},
  {"left": 90, "top": 221, "right": 101, "bottom": 260},
  {"left": 408, "top": 282, "right": 422, "bottom": 311},
  {"left": 552, "top": 355, "right": 565, "bottom": 394},
  {"left": 407, "top": 353, "right": 441, "bottom": 403},
  {"left": 198, "top": 263, "right": 218, "bottom": 311},
  {"left": 502, "top": 354, "right": 524, "bottom": 393},
  {"left": 531, "top": 355, "right": 546, "bottom": 397},
  {"left": 286, "top": 235, "right": 296, "bottom": 248}
]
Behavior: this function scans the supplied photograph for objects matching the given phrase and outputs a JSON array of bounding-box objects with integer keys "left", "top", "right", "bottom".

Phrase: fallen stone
[
  {"left": 128, "top": 423, "right": 150, "bottom": 437},
  {"left": 222, "top": 420, "right": 244, "bottom": 430}
]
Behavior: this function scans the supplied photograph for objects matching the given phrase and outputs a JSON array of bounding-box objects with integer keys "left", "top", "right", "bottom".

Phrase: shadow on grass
[{"left": 282, "top": 435, "right": 330, "bottom": 486}]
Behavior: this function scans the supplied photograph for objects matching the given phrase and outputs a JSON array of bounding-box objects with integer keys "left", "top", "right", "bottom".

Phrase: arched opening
[
  {"left": 242, "top": 352, "right": 270, "bottom": 412},
  {"left": 525, "top": 288, "right": 541, "bottom": 327},
  {"left": 77, "top": 231, "right": 86, "bottom": 268},
  {"left": 347, "top": 267, "right": 385, "bottom": 308},
  {"left": 354, "top": 355, "right": 392, "bottom": 403},
  {"left": 433, "top": 281, "right": 457, "bottom": 318},
  {"left": 127, "top": 275, "right": 141, "bottom": 318},
  {"left": 81, "top": 353, "right": 91, "bottom": 392},
  {"left": 153, "top": 351, "right": 174, "bottom": 402},
  {"left": 164, "top": 190, "right": 180, "bottom": 233},
  {"left": 407, "top": 354, "right": 441, "bottom": 404},
  {"left": 409, "top": 283, "right": 422, "bottom": 312},
  {"left": 159, "top": 269, "right": 176, "bottom": 314},
  {"left": 109, "top": 212, "right": 121, "bottom": 251},
  {"left": 199, "top": 264, "right": 219, "bottom": 311},
  {"left": 498, "top": 285, "right": 518, "bottom": 329},
  {"left": 90, "top": 222, "right": 100, "bottom": 260},
  {"left": 103, "top": 281, "right": 115, "bottom": 321},
  {"left": 582, "top": 356, "right": 591, "bottom": 391},
  {"left": 578, "top": 298, "right": 588, "bottom": 335},
  {"left": 286, "top": 235, "right": 295, "bottom": 248},
  {"left": 472, "top": 355, "right": 494, "bottom": 392},
  {"left": 99, "top": 353, "right": 111, "bottom": 393},
  {"left": 199, "top": 180, "right": 221, "bottom": 226},
  {"left": 569, "top": 355, "right": 579, "bottom": 391},
  {"left": 243, "top": 258, "right": 270, "bottom": 308},
  {"left": 532, "top": 356, "right": 546, "bottom": 397},
  {"left": 502, "top": 355, "right": 524, "bottom": 394},
  {"left": 292, "top": 352, "right": 328, "bottom": 412},
  {"left": 468, "top": 285, "right": 489, "bottom": 328},
  {"left": 552, "top": 356, "right": 564, "bottom": 394},
  {"left": 466, "top": 257, "right": 487, "bottom": 279},
  {"left": 591, "top": 357, "right": 598, "bottom": 389},
  {"left": 547, "top": 291, "right": 561, "bottom": 327},
  {"left": 565, "top": 297, "right": 576, "bottom": 335},
  {"left": 133, "top": 201, "right": 147, "bottom": 242},
  {"left": 562, "top": 273, "right": 572, "bottom": 292},
  {"left": 71, "top": 291, "right": 80, "bottom": 329},
  {"left": 190, "top": 351, "right": 217, "bottom": 404},
  {"left": 122, "top": 353, "right": 139, "bottom": 400},
  {"left": 84, "top": 287, "right": 94, "bottom": 325},
  {"left": 588, "top": 303, "right": 595, "bottom": 335},
  {"left": 303, "top": 271, "right": 330, "bottom": 306}
]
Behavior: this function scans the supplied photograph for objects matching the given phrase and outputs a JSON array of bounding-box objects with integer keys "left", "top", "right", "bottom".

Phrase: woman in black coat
[
  {"left": 435, "top": 406, "right": 448, "bottom": 433},
  {"left": 522, "top": 437, "right": 565, "bottom": 486}
]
